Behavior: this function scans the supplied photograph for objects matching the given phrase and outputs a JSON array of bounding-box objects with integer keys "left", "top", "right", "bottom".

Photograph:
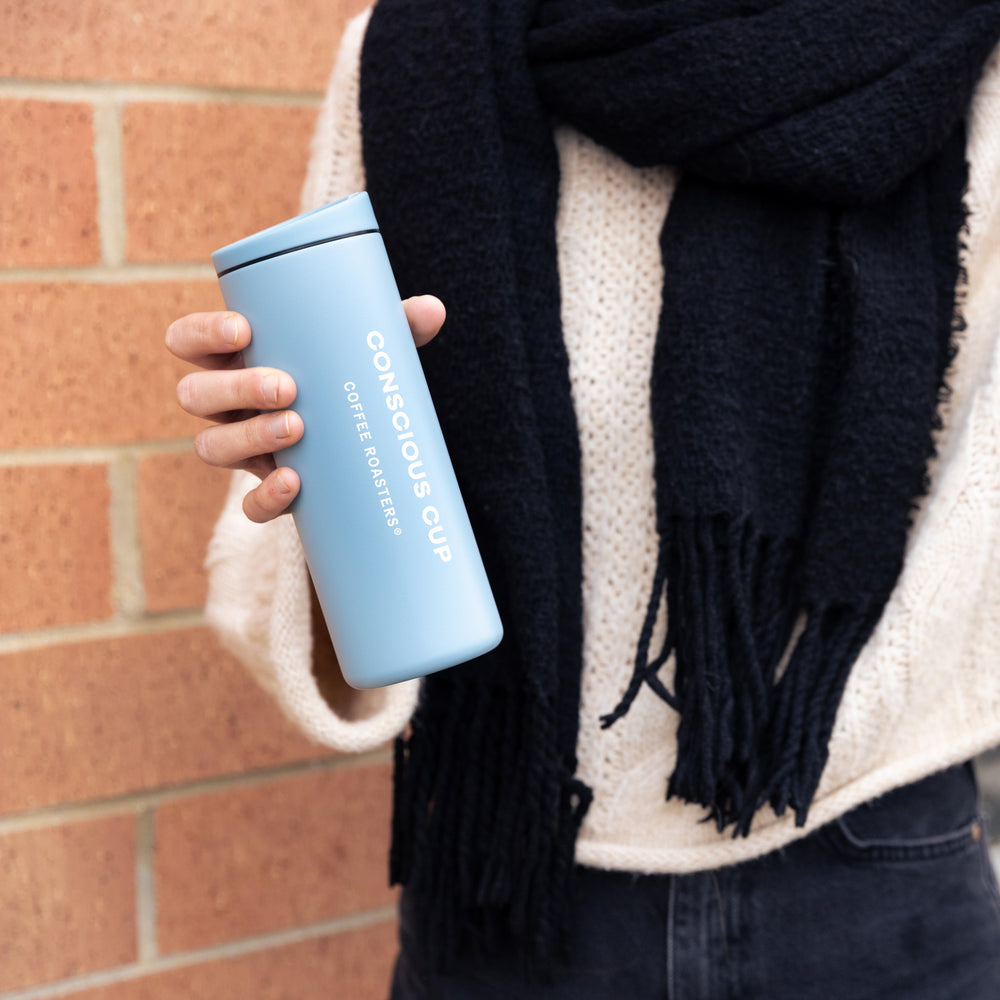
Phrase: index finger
[{"left": 165, "top": 311, "right": 251, "bottom": 369}]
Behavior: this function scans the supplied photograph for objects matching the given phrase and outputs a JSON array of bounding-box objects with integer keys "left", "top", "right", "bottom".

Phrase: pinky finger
[{"left": 242, "top": 467, "right": 300, "bottom": 523}]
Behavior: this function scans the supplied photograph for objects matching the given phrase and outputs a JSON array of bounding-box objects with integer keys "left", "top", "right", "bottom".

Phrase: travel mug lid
[{"left": 211, "top": 191, "right": 379, "bottom": 277}]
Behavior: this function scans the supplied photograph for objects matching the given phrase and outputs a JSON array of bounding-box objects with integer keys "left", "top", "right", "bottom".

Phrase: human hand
[{"left": 166, "top": 295, "right": 446, "bottom": 523}]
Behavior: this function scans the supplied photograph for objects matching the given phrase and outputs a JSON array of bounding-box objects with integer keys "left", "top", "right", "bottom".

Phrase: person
[{"left": 167, "top": 2, "right": 1000, "bottom": 996}]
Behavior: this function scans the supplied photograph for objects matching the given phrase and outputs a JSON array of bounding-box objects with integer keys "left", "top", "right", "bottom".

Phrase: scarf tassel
[
  {"left": 391, "top": 681, "right": 592, "bottom": 971},
  {"left": 604, "top": 515, "right": 883, "bottom": 835}
]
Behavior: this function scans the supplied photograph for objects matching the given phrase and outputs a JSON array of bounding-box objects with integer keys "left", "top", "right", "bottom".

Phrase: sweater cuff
[{"left": 205, "top": 471, "right": 419, "bottom": 753}]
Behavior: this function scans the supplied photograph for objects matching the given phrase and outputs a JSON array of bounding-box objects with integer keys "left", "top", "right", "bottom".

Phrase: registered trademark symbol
[{"left": 395, "top": 528, "right": 402, "bottom": 535}]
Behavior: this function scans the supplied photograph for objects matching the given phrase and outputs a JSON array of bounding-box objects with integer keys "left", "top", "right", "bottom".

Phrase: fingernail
[
  {"left": 224, "top": 313, "right": 240, "bottom": 348},
  {"left": 269, "top": 412, "right": 290, "bottom": 439},
  {"left": 274, "top": 470, "right": 292, "bottom": 494},
  {"left": 261, "top": 373, "right": 279, "bottom": 406}
]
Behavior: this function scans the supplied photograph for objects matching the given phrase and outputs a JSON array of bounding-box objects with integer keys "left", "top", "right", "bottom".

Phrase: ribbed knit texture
[
  {"left": 205, "top": 0, "right": 1000, "bottom": 964},
  {"left": 358, "top": 0, "right": 1000, "bottom": 965}
]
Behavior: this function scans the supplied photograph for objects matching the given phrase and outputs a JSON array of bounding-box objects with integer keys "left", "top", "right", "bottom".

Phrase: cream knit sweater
[{"left": 207, "top": 9, "right": 1000, "bottom": 874}]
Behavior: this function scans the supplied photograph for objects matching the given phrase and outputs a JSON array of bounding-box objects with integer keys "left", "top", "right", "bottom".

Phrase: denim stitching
[{"left": 827, "top": 814, "right": 981, "bottom": 862}]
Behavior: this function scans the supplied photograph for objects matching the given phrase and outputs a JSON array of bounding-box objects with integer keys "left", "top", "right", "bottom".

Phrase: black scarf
[{"left": 361, "top": 0, "right": 1000, "bottom": 967}]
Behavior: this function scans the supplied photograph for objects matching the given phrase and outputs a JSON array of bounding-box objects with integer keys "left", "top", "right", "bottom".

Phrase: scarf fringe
[
  {"left": 604, "top": 515, "right": 883, "bottom": 836},
  {"left": 391, "top": 680, "right": 592, "bottom": 972}
]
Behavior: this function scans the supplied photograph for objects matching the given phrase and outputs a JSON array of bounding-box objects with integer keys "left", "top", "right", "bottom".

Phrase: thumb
[{"left": 402, "top": 295, "right": 446, "bottom": 347}]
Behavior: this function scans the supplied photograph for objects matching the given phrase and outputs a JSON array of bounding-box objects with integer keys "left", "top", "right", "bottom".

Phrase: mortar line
[
  {"left": 0, "top": 904, "right": 397, "bottom": 1000},
  {"left": 0, "top": 608, "right": 206, "bottom": 654},
  {"left": 0, "top": 440, "right": 195, "bottom": 468},
  {"left": 0, "top": 264, "right": 216, "bottom": 282},
  {"left": 0, "top": 79, "right": 324, "bottom": 106},
  {"left": 108, "top": 453, "right": 146, "bottom": 619},
  {"left": 0, "top": 748, "right": 392, "bottom": 835},
  {"left": 92, "top": 97, "right": 126, "bottom": 267},
  {"left": 134, "top": 808, "right": 159, "bottom": 962}
]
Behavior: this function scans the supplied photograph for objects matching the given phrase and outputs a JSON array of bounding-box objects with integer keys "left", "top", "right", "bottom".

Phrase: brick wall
[{"left": 0, "top": 2, "right": 396, "bottom": 997}]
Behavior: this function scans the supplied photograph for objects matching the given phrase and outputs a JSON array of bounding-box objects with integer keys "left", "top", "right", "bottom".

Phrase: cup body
[{"left": 213, "top": 193, "right": 503, "bottom": 688}]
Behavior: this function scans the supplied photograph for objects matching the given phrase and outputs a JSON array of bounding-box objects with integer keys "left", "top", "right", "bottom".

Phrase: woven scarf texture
[{"left": 360, "top": 0, "right": 1000, "bottom": 968}]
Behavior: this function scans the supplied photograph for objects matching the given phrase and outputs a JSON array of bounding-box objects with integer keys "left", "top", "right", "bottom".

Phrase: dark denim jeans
[{"left": 391, "top": 763, "right": 1000, "bottom": 999}]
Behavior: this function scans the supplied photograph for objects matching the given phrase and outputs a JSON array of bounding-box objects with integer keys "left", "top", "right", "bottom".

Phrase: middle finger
[{"left": 178, "top": 367, "right": 297, "bottom": 421}]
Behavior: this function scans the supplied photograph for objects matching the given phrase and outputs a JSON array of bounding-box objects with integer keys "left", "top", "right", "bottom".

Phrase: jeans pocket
[{"left": 819, "top": 762, "right": 984, "bottom": 863}]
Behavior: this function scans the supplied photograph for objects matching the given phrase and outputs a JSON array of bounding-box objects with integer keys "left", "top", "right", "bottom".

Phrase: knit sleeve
[
  {"left": 204, "top": 6, "right": 420, "bottom": 754},
  {"left": 298, "top": 6, "right": 371, "bottom": 213}
]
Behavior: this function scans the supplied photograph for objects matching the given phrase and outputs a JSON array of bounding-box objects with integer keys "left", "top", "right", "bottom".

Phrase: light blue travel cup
[{"left": 212, "top": 193, "right": 503, "bottom": 689}]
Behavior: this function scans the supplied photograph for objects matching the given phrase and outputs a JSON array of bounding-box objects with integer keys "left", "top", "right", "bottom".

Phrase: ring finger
[{"left": 194, "top": 409, "right": 304, "bottom": 471}]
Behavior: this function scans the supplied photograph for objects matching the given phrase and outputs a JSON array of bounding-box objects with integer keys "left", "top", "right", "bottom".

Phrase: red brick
[
  {"left": 0, "top": 99, "right": 99, "bottom": 267},
  {"left": 137, "top": 453, "right": 232, "bottom": 612},
  {"left": 123, "top": 103, "right": 318, "bottom": 263},
  {"left": 0, "top": 815, "right": 135, "bottom": 992},
  {"left": 0, "top": 0, "right": 370, "bottom": 92},
  {"left": 155, "top": 764, "right": 394, "bottom": 953},
  {"left": 52, "top": 921, "right": 397, "bottom": 1000},
  {"left": 0, "top": 464, "right": 112, "bottom": 632},
  {"left": 0, "top": 281, "right": 224, "bottom": 450},
  {"left": 0, "top": 627, "right": 332, "bottom": 816}
]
